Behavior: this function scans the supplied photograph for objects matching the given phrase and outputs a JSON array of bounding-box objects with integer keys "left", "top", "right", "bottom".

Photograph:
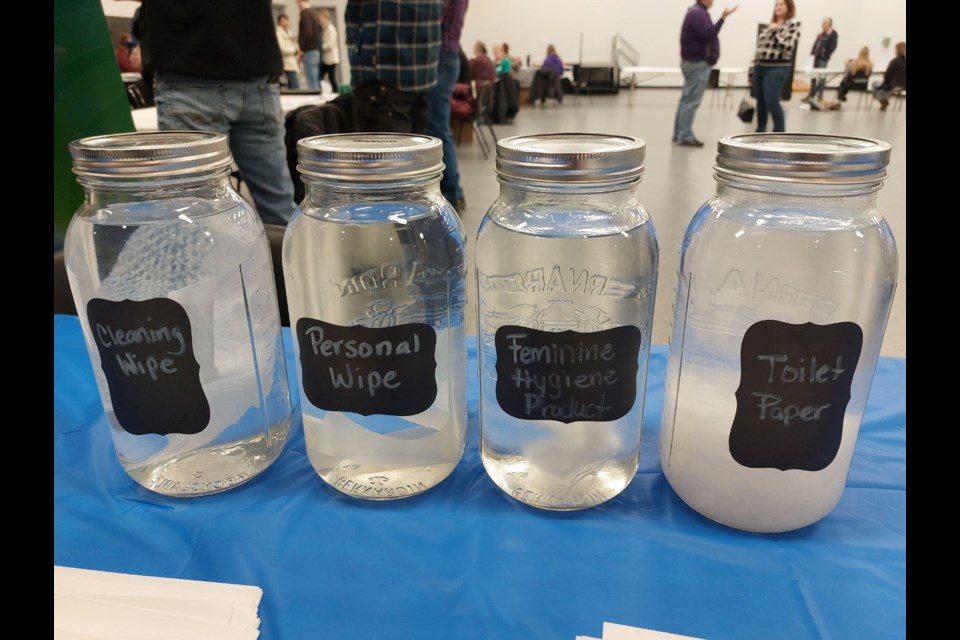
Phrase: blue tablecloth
[{"left": 54, "top": 315, "right": 906, "bottom": 639}]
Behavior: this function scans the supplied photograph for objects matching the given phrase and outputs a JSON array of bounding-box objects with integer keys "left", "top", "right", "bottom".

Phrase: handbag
[{"left": 737, "top": 95, "right": 756, "bottom": 123}]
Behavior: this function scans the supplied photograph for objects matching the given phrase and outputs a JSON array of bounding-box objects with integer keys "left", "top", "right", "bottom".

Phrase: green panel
[{"left": 54, "top": 0, "right": 135, "bottom": 248}]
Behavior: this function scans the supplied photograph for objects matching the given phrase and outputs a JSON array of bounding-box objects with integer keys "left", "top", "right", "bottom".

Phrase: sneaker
[
  {"left": 676, "top": 138, "right": 705, "bottom": 148},
  {"left": 879, "top": 100, "right": 889, "bottom": 111}
]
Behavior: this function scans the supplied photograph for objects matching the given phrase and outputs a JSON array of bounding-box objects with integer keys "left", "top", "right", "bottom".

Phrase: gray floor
[{"left": 454, "top": 88, "right": 906, "bottom": 357}]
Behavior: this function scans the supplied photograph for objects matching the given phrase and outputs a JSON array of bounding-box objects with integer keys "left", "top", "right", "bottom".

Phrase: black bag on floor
[{"left": 737, "top": 95, "right": 756, "bottom": 123}]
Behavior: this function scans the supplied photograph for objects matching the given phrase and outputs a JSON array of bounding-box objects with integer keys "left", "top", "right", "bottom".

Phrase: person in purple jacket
[
  {"left": 541, "top": 45, "right": 564, "bottom": 76},
  {"left": 673, "top": 0, "right": 738, "bottom": 147}
]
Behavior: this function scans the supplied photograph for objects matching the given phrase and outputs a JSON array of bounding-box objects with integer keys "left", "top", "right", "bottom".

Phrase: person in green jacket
[{"left": 493, "top": 43, "right": 512, "bottom": 76}]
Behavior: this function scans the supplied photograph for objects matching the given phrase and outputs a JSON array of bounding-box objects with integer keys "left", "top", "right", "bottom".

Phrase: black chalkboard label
[
  {"left": 296, "top": 319, "right": 438, "bottom": 416},
  {"left": 494, "top": 325, "right": 642, "bottom": 423},
  {"left": 730, "top": 320, "right": 863, "bottom": 472},
  {"left": 86, "top": 298, "right": 210, "bottom": 436}
]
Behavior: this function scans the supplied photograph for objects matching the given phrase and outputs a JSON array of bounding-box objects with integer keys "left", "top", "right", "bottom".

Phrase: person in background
[
  {"left": 502, "top": 42, "right": 522, "bottom": 70},
  {"left": 874, "top": 41, "right": 905, "bottom": 111},
  {"left": 298, "top": 0, "right": 322, "bottom": 91},
  {"left": 276, "top": 14, "right": 301, "bottom": 90},
  {"left": 673, "top": 0, "right": 738, "bottom": 147},
  {"left": 470, "top": 40, "right": 496, "bottom": 88},
  {"left": 345, "top": 0, "right": 443, "bottom": 133},
  {"left": 805, "top": 17, "right": 838, "bottom": 102},
  {"left": 836, "top": 46, "right": 872, "bottom": 102},
  {"left": 139, "top": 0, "right": 296, "bottom": 225},
  {"left": 529, "top": 44, "right": 565, "bottom": 106},
  {"left": 425, "top": 0, "right": 469, "bottom": 214},
  {"left": 318, "top": 9, "right": 340, "bottom": 93},
  {"left": 115, "top": 33, "right": 142, "bottom": 72},
  {"left": 493, "top": 43, "right": 512, "bottom": 76},
  {"left": 752, "top": 0, "right": 801, "bottom": 133},
  {"left": 541, "top": 45, "right": 564, "bottom": 76}
]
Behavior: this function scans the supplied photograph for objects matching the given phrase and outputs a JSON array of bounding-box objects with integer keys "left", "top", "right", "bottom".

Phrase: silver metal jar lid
[
  {"left": 298, "top": 133, "right": 444, "bottom": 181},
  {"left": 69, "top": 131, "right": 233, "bottom": 178},
  {"left": 496, "top": 133, "right": 646, "bottom": 183},
  {"left": 715, "top": 133, "right": 891, "bottom": 184}
]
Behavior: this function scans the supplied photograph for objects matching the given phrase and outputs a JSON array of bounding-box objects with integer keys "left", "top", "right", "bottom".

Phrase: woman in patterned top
[{"left": 752, "top": 0, "right": 801, "bottom": 132}]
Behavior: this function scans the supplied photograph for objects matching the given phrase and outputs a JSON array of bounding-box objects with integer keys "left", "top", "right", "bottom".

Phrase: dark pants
[
  {"left": 321, "top": 63, "right": 338, "bottom": 92},
  {"left": 838, "top": 73, "right": 869, "bottom": 100},
  {"left": 424, "top": 50, "right": 464, "bottom": 203},
  {"left": 753, "top": 65, "right": 790, "bottom": 132},
  {"left": 807, "top": 58, "right": 828, "bottom": 98},
  {"left": 352, "top": 81, "right": 428, "bottom": 133}
]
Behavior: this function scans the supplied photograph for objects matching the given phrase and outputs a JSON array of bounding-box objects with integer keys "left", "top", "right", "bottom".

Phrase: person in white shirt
[
  {"left": 276, "top": 14, "right": 301, "bottom": 90},
  {"left": 319, "top": 9, "right": 340, "bottom": 92}
]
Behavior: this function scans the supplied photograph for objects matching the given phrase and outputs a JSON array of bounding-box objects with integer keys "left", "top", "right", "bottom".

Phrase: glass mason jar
[
  {"left": 660, "top": 133, "right": 898, "bottom": 532},
  {"left": 64, "top": 131, "right": 292, "bottom": 496},
  {"left": 284, "top": 133, "right": 467, "bottom": 500},
  {"left": 476, "top": 133, "right": 659, "bottom": 510}
]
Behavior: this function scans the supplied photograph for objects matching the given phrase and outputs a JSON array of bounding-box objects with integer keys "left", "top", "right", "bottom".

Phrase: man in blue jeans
[
  {"left": 141, "top": 0, "right": 297, "bottom": 225},
  {"left": 425, "top": 0, "right": 469, "bottom": 213},
  {"left": 673, "top": 0, "right": 738, "bottom": 148},
  {"left": 298, "top": 0, "right": 323, "bottom": 91}
]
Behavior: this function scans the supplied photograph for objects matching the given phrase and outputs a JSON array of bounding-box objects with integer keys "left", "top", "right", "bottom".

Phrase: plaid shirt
[{"left": 346, "top": 0, "right": 443, "bottom": 92}]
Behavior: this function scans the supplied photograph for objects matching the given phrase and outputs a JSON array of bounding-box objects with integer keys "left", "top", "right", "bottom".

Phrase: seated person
[
  {"left": 493, "top": 43, "right": 512, "bottom": 76},
  {"left": 529, "top": 45, "right": 564, "bottom": 105},
  {"left": 874, "top": 41, "right": 906, "bottom": 111},
  {"left": 837, "top": 47, "right": 873, "bottom": 101},
  {"left": 470, "top": 40, "right": 496, "bottom": 89},
  {"left": 503, "top": 42, "right": 522, "bottom": 70},
  {"left": 540, "top": 44, "right": 564, "bottom": 77}
]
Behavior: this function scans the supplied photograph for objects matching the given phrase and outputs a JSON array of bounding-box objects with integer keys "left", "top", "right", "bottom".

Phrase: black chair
[
  {"left": 830, "top": 70, "right": 870, "bottom": 109},
  {"left": 455, "top": 82, "right": 494, "bottom": 158},
  {"left": 849, "top": 76, "right": 872, "bottom": 109},
  {"left": 871, "top": 84, "right": 905, "bottom": 112},
  {"left": 528, "top": 68, "right": 563, "bottom": 106},
  {"left": 488, "top": 76, "right": 520, "bottom": 124},
  {"left": 284, "top": 102, "right": 350, "bottom": 204},
  {"left": 472, "top": 82, "right": 497, "bottom": 156},
  {"left": 888, "top": 87, "right": 906, "bottom": 111},
  {"left": 125, "top": 83, "right": 149, "bottom": 109}
]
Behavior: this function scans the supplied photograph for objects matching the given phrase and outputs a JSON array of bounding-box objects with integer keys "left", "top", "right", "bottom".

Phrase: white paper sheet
[
  {"left": 602, "top": 621, "right": 705, "bottom": 640},
  {"left": 54, "top": 566, "right": 262, "bottom": 640}
]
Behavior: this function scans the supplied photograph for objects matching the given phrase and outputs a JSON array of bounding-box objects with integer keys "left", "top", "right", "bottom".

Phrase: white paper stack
[
  {"left": 576, "top": 621, "right": 706, "bottom": 640},
  {"left": 53, "top": 566, "right": 263, "bottom": 640}
]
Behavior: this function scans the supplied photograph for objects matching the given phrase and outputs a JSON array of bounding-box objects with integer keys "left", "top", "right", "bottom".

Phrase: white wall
[
  {"left": 101, "top": 0, "right": 137, "bottom": 19},
  {"left": 102, "top": 1, "right": 906, "bottom": 84}
]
